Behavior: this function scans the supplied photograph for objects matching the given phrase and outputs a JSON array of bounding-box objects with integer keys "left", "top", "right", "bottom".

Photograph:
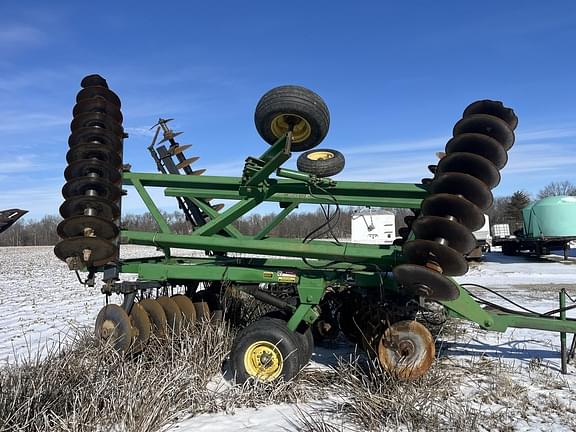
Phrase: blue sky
[{"left": 1, "top": 1, "right": 575, "bottom": 219}]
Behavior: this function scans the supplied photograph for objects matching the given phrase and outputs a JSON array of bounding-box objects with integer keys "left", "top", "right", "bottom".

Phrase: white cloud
[
  {"left": 124, "top": 127, "right": 155, "bottom": 138},
  {"left": 0, "top": 25, "right": 43, "bottom": 46},
  {"left": 0, "top": 112, "right": 68, "bottom": 133},
  {"left": 0, "top": 156, "right": 38, "bottom": 173},
  {"left": 516, "top": 125, "right": 576, "bottom": 141},
  {"left": 344, "top": 136, "right": 446, "bottom": 156}
]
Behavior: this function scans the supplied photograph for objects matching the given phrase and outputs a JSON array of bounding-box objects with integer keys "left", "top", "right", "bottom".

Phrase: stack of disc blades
[
  {"left": 54, "top": 74, "right": 124, "bottom": 269},
  {"left": 394, "top": 100, "right": 517, "bottom": 301}
]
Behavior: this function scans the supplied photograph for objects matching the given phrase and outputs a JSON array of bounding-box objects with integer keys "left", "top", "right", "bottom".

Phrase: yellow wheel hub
[
  {"left": 243, "top": 341, "right": 283, "bottom": 381},
  {"left": 270, "top": 114, "right": 311, "bottom": 143},
  {"left": 307, "top": 151, "right": 334, "bottom": 161}
]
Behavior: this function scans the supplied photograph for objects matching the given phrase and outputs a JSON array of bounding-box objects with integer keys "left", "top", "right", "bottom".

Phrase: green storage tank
[{"left": 522, "top": 195, "right": 576, "bottom": 237}]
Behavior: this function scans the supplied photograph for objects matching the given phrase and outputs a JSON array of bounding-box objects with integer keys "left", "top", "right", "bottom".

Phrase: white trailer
[
  {"left": 351, "top": 208, "right": 396, "bottom": 245},
  {"left": 467, "top": 214, "right": 492, "bottom": 259}
]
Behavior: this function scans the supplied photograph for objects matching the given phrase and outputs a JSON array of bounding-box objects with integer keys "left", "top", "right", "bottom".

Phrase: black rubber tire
[
  {"left": 262, "top": 310, "right": 313, "bottom": 368},
  {"left": 254, "top": 85, "right": 330, "bottom": 152},
  {"left": 230, "top": 318, "right": 302, "bottom": 383},
  {"left": 297, "top": 148, "right": 345, "bottom": 177}
]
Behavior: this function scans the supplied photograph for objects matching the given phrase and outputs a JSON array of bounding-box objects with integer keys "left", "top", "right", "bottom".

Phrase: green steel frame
[{"left": 117, "top": 133, "right": 576, "bottom": 341}]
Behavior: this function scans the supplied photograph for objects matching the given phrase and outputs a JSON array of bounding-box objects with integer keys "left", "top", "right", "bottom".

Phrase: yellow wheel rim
[
  {"left": 306, "top": 151, "right": 334, "bottom": 161},
  {"left": 243, "top": 341, "right": 283, "bottom": 381},
  {"left": 270, "top": 114, "right": 311, "bottom": 143}
]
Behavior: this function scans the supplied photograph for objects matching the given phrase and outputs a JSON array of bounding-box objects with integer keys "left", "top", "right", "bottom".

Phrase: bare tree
[{"left": 537, "top": 181, "right": 576, "bottom": 199}]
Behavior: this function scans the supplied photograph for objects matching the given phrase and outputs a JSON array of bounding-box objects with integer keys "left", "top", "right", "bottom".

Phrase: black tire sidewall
[
  {"left": 261, "top": 311, "right": 313, "bottom": 367},
  {"left": 230, "top": 318, "right": 302, "bottom": 383},
  {"left": 255, "top": 85, "right": 329, "bottom": 152},
  {"left": 297, "top": 148, "right": 345, "bottom": 177}
]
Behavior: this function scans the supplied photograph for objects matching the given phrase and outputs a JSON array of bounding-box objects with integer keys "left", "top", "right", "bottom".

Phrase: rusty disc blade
[
  {"left": 129, "top": 303, "right": 151, "bottom": 353},
  {"left": 95, "top": 304, "right": 132, "bottom": 352},
  {"left": 73, "top": 97, "right": 123, "bottom": 123},
  {"left": 377, "top": 319, "right": 436, "bottom": 380},
  {"left": 403, "top": 239, "right": 468, "bottom": 276},
  {"left": 54, "top": 236, "right": 117, "bottom": 267},
  {"left": 156, "top": 296, "right": 182, "bottom": 334},
  {"left": 193, "top": 301, "right": 210, "bottom": 321},
  {"left": 62, "top": 177, "right": 121, "bottom": 202},
  {"left": 171, "top": 294, "right": 197, "bottom": 323},
  {"left": 393, "top": 263, "right": 460, "bottom": 301},
  {"left": 411, "top": 216, "right": 476, "bottom": 254},
  {"left": 57, "top": 215, "right": 119, "bottom": 240},
  {"left": 421, "top": 193, "right": 485, "bottom": 232},
  {"left": 77, "top": 86, "right": 121, "bottom": 108},
  {"left": 176, "top": 157, "right": 200, "bottom": 170},
  {"left": 463, "top": 99, "right": 518, "bottom": 130},
  {"left": 211, "top": 203, "right": 225, "bottom": 212},
  {"left": 453, "top": 114, "right": 515, "bottom": 150},
  {"left": 65, "top": 159, "right": 122, "bottom": 184},
  {"left": 189, "top": 169, "right": 206, "bottom": 176},
  {"left": 138, "top": 299, "right": 167, "bottom": 339},
  {"left": 66, "top": 143, "right": 122, "bottom": 168},
  {"left": 60, "top": 196, "right": 120, "bottom": 220}
]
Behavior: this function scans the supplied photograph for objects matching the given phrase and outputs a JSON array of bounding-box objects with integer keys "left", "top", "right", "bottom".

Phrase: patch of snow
[{"left": 2, "top": 246, "right": 576, "bottom": 430}]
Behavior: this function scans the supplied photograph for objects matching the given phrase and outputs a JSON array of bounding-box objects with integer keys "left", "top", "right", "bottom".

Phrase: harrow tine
[
  {"left": 158, "top": 131, "right": 183, "bottom": 145},
  {"left": 169, "top": 144, "right": 192, "bottom": 155},
  {"left": 176, "top": 157, "right": 200, "bottom": 170},
  {"left": 150, "top": 118, "right": 174, "bottom": 130},
  {"left": 189, "top": 169, "right": 206, "bottom": 176}
]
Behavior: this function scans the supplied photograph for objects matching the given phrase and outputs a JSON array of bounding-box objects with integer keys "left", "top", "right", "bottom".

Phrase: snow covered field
[{"left": 1, "top": 246, "right": 576, "bottom": 430}]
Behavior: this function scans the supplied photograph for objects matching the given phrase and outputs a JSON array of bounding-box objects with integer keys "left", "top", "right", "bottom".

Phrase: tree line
[{"left": 1, "top": 180, "right": 574, "bottom": 246}]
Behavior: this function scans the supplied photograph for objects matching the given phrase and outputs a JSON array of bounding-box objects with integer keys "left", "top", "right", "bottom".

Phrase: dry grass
[
  {"left": 3, "top": 301, "right": 575, "bottom": 432},
  {"left": 0, "top": 316, "right": 328, "bottom": 432},
  {"left": 310, "top": 357, "right": 485, "bottom": 432}
]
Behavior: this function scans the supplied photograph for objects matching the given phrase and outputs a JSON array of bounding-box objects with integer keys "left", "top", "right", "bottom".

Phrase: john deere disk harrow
[{"left": 55, "top": 75, "right": 576, "bottom": 382}]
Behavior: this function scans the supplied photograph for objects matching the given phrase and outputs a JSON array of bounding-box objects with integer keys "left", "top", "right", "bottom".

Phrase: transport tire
[
  {"left": 230, "top": 318, "right": 302, "bottom": 383},
  {"left": 254, "top": 85, "right": 330, "bottom": 152},
  {"left": 262, "top": 310, "right": 313, "bottom": 368},
  {"left": 297, "top": 149, "right": 345, "bottom": 177}
]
